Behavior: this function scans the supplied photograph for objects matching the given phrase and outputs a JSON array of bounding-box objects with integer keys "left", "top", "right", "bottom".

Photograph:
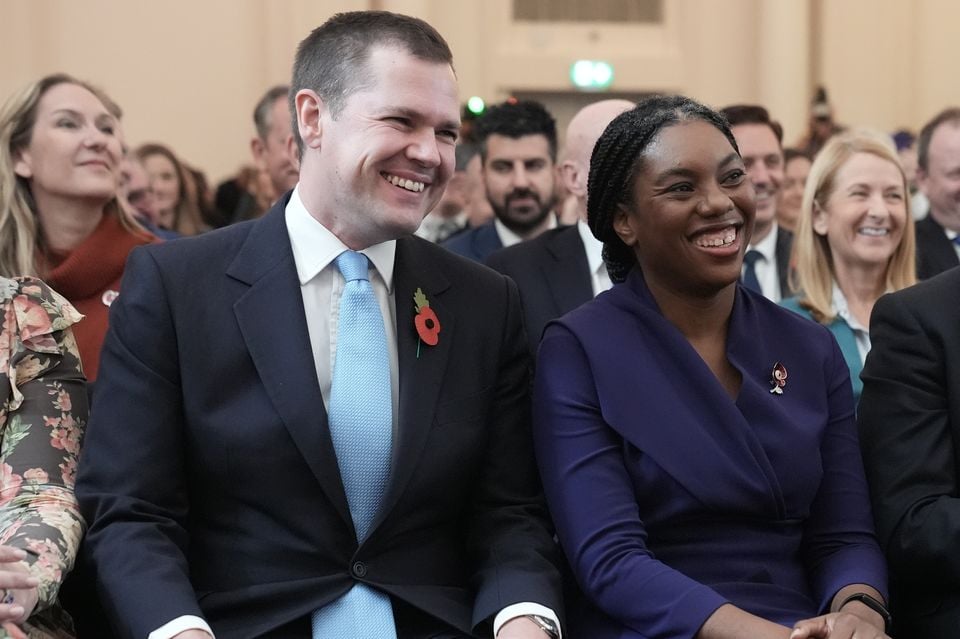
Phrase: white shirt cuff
[
  {"left": 493, "top": 602, "right": 561, "bottom": 638},
  {"left": 147, "top": 615, "right": 214, "bottom": 639}
]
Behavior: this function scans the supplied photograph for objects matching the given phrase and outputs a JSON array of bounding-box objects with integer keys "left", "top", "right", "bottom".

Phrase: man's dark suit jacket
[
  {"left": 75, "top": 196, "right": 562, "bottom": 639},
  {"left": 441, "top": 221, "right": 502, "bottom": 263},
  {"left": 915, "top": 214, "right": 959, "bottom": 279},
  {"left": 859, "top": 266, "right": 960, "bottom": 638},
  {"left": 774, "top": 226, "right": 795, "bottom": 299},
  {"left": 485, "top": 225, "right": 593, "bottom": 356}
]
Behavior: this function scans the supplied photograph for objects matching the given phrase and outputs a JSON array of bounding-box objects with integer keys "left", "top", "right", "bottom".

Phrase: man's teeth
[
  {"left": 859, "top": 227, "right": 889, "bottom": 236},
  {"left": 384, "top": 174, "right": 425, "bottom": 192},
  {"left": 694, "top": 228, "right": 737, "bottom": 248}
]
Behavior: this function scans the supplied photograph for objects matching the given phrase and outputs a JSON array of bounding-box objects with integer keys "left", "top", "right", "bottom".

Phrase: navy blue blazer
[
  {"left": 485, "top": 225, "right": 593, "bottom": 356},
  {"left": 915, "top": 214, "right": 959, "bottom": 280},
  {"left": 76, "top": 196, "right": 562, "bottom": 639},
  {"left": 533, "top": 269, "right": 887, "bottom": 639},
  {"left": 441, "top": 221, "right": 502, "bottom": 263}
]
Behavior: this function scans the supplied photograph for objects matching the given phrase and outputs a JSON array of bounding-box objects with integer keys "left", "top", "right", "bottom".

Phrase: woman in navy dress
[{"left": 532, "top": 96, "right": 889, "bottom": 639}]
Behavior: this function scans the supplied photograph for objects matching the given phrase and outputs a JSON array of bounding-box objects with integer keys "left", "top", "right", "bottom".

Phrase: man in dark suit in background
[
  {"left": 443, "top": 101, "right": 558, "bottom": 262},
  {"left": 76, "top": 11, "right": 562, "bottom": 639},
  {"left": 721, "top": 105, "right": 794, "bottom": 302},
  {"left": 914, "top": 107, "right": 960, "bottom": 279},
  {"left": 486, "top": 99, "right": 632, "bottom": 355},
  {"left": 858, "top": 266, "right": 960, "bottom": 638}
]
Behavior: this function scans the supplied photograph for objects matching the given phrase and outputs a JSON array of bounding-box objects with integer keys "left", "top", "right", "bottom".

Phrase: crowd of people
[{"left": 1, "top": 8, "right": 960, "bottom": 639}]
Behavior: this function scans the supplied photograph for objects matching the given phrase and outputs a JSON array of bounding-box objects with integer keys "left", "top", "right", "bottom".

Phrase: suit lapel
[
  {"left": 227, "top": 201, "right": 352, "bottom": 528},
  {"left": 372, "top": 237, "right": 453, "bottom": 529},
  {"left": 544, "top": 226, "right": 594, "bottom": 315}
]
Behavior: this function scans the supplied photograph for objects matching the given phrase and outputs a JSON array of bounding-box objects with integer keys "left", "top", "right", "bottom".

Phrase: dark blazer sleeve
[
  {"left": 468, "top": 273, "right": 564, "bottom": 632},
  {"left": 75, "top": 247, "right": 202, "bottom": 638},
  {"left": 858, "top": 283, "right": 960, "bottom": 587},
  {"left": 532, "top": 323, "right": 727, "bottom": 639},
  {"left": 801, "top": 334, "right": 887, "bottom": 608}
]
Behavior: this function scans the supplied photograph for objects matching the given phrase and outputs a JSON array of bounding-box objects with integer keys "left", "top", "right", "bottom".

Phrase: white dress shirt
[
  {"left": 151, "top": 187, "right": 559, "bottom": 638},
  {"left": 577, "top": 220, "right": 612, "bottom": 296},
  {"left": 945, "top": 227, "right": 960, "bottom": 262},
  {"left": 494, "top": 215, "right": 558, "bottom": 249},
  {"left": 743, "top": 223, "right": 783, "bottom": 302},
  {"left": 831, "top": 283, "right": 871, "bottom": 364}
]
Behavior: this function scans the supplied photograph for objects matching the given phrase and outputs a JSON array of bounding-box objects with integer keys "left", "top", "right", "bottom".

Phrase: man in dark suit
[
  {"left": 486, "top": 99, "right": 632, "bottom": 354},
  {"left": 721, "top": 105, "right": 794, "bottom": 302},
  {"left": 914, "top": 108, "right": 960, "bottom": 279},
  {"left": 858, "top": 266, "right": 960, "bottom": 637},
  {"left": 443, "top": 101, "right": 558, "bottom": 262},
  {"left": 76, "top": 12, "right": 561, "bottom": 639}
]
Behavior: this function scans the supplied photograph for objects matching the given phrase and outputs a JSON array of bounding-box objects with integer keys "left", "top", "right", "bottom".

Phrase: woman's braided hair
[{"left": 587, "top": 95, "right": 739, "bottom": 283}]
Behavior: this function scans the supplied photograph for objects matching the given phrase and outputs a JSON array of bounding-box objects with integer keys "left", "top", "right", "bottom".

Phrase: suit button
[{"left": 351, "top": 561, "right": 367, "bottom": 578}]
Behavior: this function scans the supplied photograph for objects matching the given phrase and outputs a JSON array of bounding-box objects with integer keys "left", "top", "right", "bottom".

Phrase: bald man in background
[{"left": 486, "top": 99, "right": 633, "bottom": 355}]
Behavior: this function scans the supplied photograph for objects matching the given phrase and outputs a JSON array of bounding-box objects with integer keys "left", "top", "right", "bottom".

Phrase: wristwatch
[
  {"left": 839, "top": 592, "right": 892, "bottom": 633},
  {"left": 526, "top": 614, "right": 560, "bottom": 639}
]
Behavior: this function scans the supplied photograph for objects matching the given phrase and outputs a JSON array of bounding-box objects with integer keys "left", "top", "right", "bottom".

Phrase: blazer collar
[{"left": 228, "top": 196, "right": 353, "bottom": 529}]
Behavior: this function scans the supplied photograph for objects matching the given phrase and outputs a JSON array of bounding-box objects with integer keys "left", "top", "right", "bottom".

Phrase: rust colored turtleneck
[{"left": 42, "top": 214, "right": 158, "bottom": 381}]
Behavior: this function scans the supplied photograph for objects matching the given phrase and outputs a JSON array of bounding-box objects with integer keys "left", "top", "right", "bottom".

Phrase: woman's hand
[
  {"left": 790, "top": 610, "right": 888, "bottom": 639},
  {"left": 0, "top": 546, "right": 39, "bottom": 625}
]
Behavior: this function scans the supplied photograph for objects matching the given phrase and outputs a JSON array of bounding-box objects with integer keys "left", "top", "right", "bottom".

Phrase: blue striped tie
[{"left": 311, "top": 251, "right": 397, "bottom": 639}]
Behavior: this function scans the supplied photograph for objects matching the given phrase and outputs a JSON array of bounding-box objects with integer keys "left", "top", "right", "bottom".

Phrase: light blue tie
[{"left": 311, "top": 250, "right": 397, "bottom": 639}]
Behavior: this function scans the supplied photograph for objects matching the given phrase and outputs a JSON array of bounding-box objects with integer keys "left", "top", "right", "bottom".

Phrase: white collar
[
  {"left": 284, "top": 186, "right": 396, "bottom": 292},
  {"left": 830, "top": 282, "right": 867, "bottom": 333},
  {"left": 748, "top": 222, "right": 779, "bottom": 262},
  {"left": 494, "top": 215, "right": 558, "bottom": 248},
  {"left": 576, "top": 219, "right": 605, "bottom": 275}
]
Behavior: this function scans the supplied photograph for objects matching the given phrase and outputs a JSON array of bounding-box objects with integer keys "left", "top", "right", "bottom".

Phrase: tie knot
[
  {"left": 953, "top": 235, "right": 960, "bottom": 247},
  {"left": 335, "top": 251, "right": 370, "bottom": 283},
  {"left": 744, "top": 249, "right": 764, "bottom": 266}
]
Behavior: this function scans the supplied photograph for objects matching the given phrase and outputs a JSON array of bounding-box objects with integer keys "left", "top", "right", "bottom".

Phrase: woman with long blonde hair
[
  {"left": 0, "top": 73, "right": 157, "bottom": 380},
  {"left": 782, "top": 129, "right": 916, "bottom": 402}
]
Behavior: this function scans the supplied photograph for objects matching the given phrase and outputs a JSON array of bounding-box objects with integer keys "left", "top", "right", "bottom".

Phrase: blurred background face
[
  {"left": 778, "top": 155, "right": 812, "bottom": 232},
  {"left": 482, "top": 133, "right": 556, "bottom": 233},
  {"left": 119, "top": 157, "right": 158, "bottom": 224},
  {"left": 730, "top": 123, "right": 783, "bottom": 237},
  {"left": 13, "top": 82, "right": 122, "bottom": 207},
  {"left": 814, "top": 152, "right": 906, "bottom": 270},
  {"left": 918, "top": 122, "right": 960, "bottom": 227},
  {"left": 142, "top": 152, "right": 181, "bottom": 225},
  {"left": 253, "top": 96, "right": 299, "bottom": 197}
]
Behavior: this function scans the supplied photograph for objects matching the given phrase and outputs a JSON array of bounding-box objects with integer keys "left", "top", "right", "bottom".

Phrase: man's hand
[{"left": 496, "top": 616, "right": 552, "bottom": 638}]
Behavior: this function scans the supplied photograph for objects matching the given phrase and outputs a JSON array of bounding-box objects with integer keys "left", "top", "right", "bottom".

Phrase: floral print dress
[{"left": 0, "top": 277, "right": 87, "bottom": 639}]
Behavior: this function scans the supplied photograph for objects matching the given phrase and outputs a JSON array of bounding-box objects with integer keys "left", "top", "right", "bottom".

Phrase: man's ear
[
  {"left": 295, "top": 89, "right": 324, "bottom": 151},
  {"left": 559, "top": 160, "right": 586, "bottom": 198},
  {"left": 250, "top": 137, "right": 266, "bottom": 168}
]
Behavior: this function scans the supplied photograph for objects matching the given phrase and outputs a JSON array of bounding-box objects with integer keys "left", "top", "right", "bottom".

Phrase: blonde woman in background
[
  {"left": 0, "top": 73, "right": 157, "bottom": 381},
  {"left": 782, "top": 129, "right": 916, "bottom": 403}
]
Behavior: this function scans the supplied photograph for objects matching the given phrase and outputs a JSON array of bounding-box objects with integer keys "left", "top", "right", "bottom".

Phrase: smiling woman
[
  {"left": 532, "top": 95, "right": 891, "bottom": 639},
  {"left": 782, "top": 129, "right": 916, "bottom": 403},
  {"left": 0, "top": 74, "right": 159, "bottom": 380}
]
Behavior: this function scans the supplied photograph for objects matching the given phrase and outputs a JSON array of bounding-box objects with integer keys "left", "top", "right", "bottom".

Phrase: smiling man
[
  {"left": 443, "top": 100, "right": 558, "bottom": 262},
  {"left": 721, "top": 104, "right": 794, "bottom": 302},
  {"left": 77, "top": 11, "right": 562, "bottom": 639}
]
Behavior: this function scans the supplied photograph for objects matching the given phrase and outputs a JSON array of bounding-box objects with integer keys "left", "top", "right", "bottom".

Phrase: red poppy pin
[
  {"left": 769, "top": 361, "right": 787, "bottom": 395},
  {"left": 413, "top": 287, "right": 440, "bottom": 358}
]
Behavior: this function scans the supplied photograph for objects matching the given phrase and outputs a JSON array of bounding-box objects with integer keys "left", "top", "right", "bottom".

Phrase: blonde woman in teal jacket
[{"left": 781, "top": 129, "right": 916, "bottom": 404}]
